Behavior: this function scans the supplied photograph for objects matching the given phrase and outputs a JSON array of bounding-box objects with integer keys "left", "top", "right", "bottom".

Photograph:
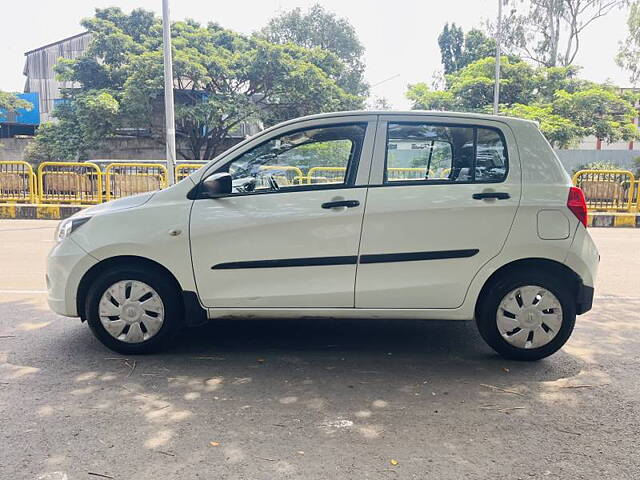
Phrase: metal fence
[
  {"left": 175, "top": 164, "right": 203, "bottom": 182},
  {"left": 307, "top": 166, "right": 347, "bottom": 184},
  {"left": 105, "top": 163, "right": 167, "bottom": 201},
  {"left": 38, "top": 162, "right": 103, "bottom": 204},
  {"left": 572, "top": 170, "right": 636, "bottom": 212},
  {"left": 258, "top": 165, "right": 306, "bottom": 186},
  {"left": 2, "top": 162, "right": 640, "bottom": 213},
  {"left": 0, "top": 161, "right": 37, "bottom": 203}
]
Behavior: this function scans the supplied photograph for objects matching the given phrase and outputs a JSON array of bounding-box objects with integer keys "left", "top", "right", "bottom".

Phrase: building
[{"left": 23, "top": 32, "right": 92, "bottom": 123}]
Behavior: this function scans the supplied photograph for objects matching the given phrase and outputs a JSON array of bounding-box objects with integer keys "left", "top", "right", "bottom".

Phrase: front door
[
  {"left": 355, "top": 116, "right": 521, "bottom": 309},
  {"left": 190, "top": 118, "right": 376, "bottom": 308}
]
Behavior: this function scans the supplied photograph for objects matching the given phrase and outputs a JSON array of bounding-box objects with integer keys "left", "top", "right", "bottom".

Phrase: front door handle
[
  {"left": 321, "top": 200, "right": 360, "bottom": 209},
  {"left": 472, "top": 192, "right": 510, "bottom": 200}
]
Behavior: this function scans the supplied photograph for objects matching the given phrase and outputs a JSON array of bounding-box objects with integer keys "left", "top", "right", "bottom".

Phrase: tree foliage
[
  {"left": 259, "top": 3, "right": 368, "bottom": 97},
  {"left": 406, "top": 57, "right": 637, "bottom": 147},
  {"left": 501, "top": 103, "right": 585, "bottom": 147},
  {"left": 33, "top": 7, "right": 365, "bottom": 160},
  {"left": 0, "top": 91, "right": 32, "bottom": 120},
  {"left": 617, "top": 1, "right": 640, "bottom": 83},
  {"left": 25, "top": 91, "right": 119, "bottom": 162},
  {"left": 494, "top": 0, "right": 627, "bottom": 67},
  {"left": 438, "top": 23, "right": 498, "bottom": 74},
  {"left": 438, "top": 23, "right": 465, "bottom": 74}
]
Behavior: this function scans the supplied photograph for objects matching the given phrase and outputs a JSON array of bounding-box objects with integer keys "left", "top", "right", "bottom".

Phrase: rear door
[{"left": 355, "top": 115, "right": 521, "bottom": 309}]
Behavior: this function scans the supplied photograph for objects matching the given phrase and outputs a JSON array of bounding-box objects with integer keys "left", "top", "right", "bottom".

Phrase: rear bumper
[{"left": 576, "top": 283, "right": 594, "bottom": 315}]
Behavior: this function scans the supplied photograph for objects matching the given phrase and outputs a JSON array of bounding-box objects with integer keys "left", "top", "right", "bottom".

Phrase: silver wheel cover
[
  {"left": 496, "top": 285, "right": 563, "bottom": 349},
  {"left": 98, "top": 280, "right": 165, "bottom": 343}
]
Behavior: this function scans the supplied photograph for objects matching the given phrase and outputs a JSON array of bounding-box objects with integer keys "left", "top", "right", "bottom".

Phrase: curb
[
  {"left": 0, "top": 204, "right": 86, "bottom": 220},
  {"left": 588, "top": 212, "right": 640, "bottom": 228},
  {"left": 0, "top": 204, "right": 639, "bottom": 227}
]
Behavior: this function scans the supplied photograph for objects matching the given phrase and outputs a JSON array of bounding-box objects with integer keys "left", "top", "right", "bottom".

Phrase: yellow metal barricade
[
  {"left": 0, "top": 161, "right": 37, "bottom": 203},
  {"left": 259, "top": 165, "right": 304, "bottom": 186},
  {"left": 105, "top": 163, "right": 168, "bottom": 201},
  {"left": 572, "top": 169, "right": 636, "bottom": 212},
  {"left": 175, "top": 164, "right": 203, "bottom": 182},
  {"left": 38, "top": 162, "right": 102, "bottom": 204},
  {"left": 307, "top": 166, "right": 347, "bottom": 184},
  {"left": 387, "top": 167, "right": 431, "bottom": 181},
  {"left": 292, "top": 176, "right": 309, "bottom": 185},
  {"left": 632, "top": 180, "right": 640, "bottom": 212}
]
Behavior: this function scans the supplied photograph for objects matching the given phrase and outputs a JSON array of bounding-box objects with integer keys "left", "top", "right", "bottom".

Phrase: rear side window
[{"left": 385, "top": 122, "right": 508, "bottom": 184}]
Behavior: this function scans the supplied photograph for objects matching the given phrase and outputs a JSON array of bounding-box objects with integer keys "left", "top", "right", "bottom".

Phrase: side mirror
[{"left": 201, "top": 172, "right": 232, "bottom": 198}]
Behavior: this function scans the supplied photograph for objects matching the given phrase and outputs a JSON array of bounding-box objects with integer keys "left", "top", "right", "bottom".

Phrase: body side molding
[{"left": 211, "top": 249, "right": 479, "bottom": 270}]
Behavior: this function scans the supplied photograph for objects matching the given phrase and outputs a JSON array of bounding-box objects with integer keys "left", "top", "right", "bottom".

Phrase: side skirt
[{"left": 206, "top": 307, "right": 473, "bottom": 321}]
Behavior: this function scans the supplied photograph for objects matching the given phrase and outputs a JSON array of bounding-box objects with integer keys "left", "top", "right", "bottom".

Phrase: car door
[
  {"left": 190, "top": 116, "right": 376, "bottom": 308},
  {"left": 355, "top": 115, "right": 521, "bottom": 309}
]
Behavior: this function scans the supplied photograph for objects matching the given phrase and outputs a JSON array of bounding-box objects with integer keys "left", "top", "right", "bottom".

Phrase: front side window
[
  {"left": 385, "top": 122, "right": 508, "bottom": 184},
  {"left": 220, "top": 123, "right": 367, "bottom": 194}
]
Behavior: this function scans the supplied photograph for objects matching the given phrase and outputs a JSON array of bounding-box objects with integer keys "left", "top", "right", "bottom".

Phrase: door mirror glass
[{"left": 201, "top": 172, "right": 232, "bottom": 198}]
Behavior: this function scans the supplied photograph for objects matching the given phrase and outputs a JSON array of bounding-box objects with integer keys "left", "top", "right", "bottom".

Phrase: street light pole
[
  {"left": 162, "top": 0, "right": 176, "bottom": 184},
  {"left": 493, "top": 0, "right": 503, "bottom": 115}
]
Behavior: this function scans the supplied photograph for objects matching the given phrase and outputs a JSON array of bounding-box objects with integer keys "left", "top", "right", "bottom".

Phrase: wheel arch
[
  {"left": 474, "top": 257, "right": 582, "bottom": 318},
  {"left": 76, "top": 255, "right": 184, "bottom": 322}
]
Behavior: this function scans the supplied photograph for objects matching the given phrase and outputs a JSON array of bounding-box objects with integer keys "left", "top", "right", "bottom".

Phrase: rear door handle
[
  {"left": 321, "top": 200, "right": 360, "bottom": 209},
  {"left": 472, "top": 192, "right": 510, "bottom": 200}
]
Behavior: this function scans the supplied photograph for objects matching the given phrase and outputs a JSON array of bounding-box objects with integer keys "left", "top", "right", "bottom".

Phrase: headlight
[{"left": 55, "top": 216, "right": 92, "bottom": 242}]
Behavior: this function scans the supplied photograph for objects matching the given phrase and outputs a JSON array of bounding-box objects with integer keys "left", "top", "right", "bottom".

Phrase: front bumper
[{"left": 47, "top": 238, "right": 97, "bottom": 317}]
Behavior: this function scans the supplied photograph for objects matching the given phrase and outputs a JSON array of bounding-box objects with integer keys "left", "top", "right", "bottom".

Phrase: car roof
[{"left": 279, "top": 110, "right": 537, "bottom": 128}]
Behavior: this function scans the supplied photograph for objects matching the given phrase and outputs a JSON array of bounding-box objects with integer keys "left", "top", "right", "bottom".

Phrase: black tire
[
  {"left": 85, "top": 264, "right": 182, "bottom": 354},
  {"left": 476, "top": 270, "right": 576, "bottom": 361}
]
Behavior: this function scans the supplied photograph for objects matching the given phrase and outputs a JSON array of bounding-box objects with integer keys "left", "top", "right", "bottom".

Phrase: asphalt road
[{"left": 1, "top": 220, "right": 639, "bottom": 480}]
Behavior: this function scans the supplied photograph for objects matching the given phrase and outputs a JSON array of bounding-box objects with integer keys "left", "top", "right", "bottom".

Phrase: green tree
[
  {"left": 409, "top": 57, "right": 538, "bottom": 111},
  {"left": 0, "top": 91, "right": 33, "bottom": 149},
  {"left": 0, "top": 91, "right": 32, "bottom": 120},
  {"left": 496, "top": 0, "right": 627, "bottom": 67},
  {"left": 406, "top": 83, "right": 459, "bottom": 111},
  {"left": 35, "top": 7, "right": 364, "bottom": 161},
  {"left": 24, "top": 91, "right": 119, "bottom": 163},
  {"left": 553, "top": 87, "right": 638, "bottom": 143},
  {"left": 438, "top": 23, "right": 465, "bottom": 74},
  {"left": 462, "top": 29, "right": 498, "bottom": 66},
  {"left": 501, "top": 103, "right": 584, "bottom": 147},
  {"left": 617, "top": 1, "right": 640, "bottom": 84},
  {"left": 406, "top": 57, "right": 637, "bottom": 147},
  {"left": 260, "top": 3, "right": 368, "bottom": 97},
  {"left": 23, "top": 123, "right": 69, "bottom": 164},
  {"left": 438, "top": 24, "right": 498, "bottom": 74}
]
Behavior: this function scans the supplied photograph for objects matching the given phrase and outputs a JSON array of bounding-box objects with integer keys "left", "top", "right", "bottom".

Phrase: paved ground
[{"left": 1, "top": 220, "right": 639, "bottom": 480}]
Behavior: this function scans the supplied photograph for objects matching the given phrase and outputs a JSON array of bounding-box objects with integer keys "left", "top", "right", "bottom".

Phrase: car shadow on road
[
  {"left": 154, "top": 317, "right": 583, "bottom": 385},
  {"left": 1, "top": 298, "right": 585, "bottom": 387}
]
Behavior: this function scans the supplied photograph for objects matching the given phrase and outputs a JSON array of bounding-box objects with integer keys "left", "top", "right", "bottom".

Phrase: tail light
[{"left": 567, "top": 186, "right": 588, "bottom": 227}]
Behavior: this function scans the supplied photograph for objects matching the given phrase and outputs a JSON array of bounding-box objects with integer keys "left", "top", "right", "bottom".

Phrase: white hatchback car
[{"left": 47, "top": 111, "right": 599, "bottom": 360}]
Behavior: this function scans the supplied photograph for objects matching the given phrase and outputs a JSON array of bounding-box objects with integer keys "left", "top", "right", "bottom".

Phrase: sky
[{"left": 0, "top": 0, "right": 632, "bottom": 108}]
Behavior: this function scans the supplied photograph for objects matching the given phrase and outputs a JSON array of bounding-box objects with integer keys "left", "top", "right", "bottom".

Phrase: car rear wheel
[
  {"left": 85, "top": 265, "right": 182, "bottom": 354},
  {"left": 476, "top": 271, "right": 576, "bottom": 361}
]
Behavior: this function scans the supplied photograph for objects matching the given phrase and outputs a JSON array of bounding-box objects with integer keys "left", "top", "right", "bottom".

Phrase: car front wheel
[
  {"left": 85, "top": 265, "right": 182, "bottom": 354},
  {"left": 476, "top": 271, "right": 576, "bottom": 361}
]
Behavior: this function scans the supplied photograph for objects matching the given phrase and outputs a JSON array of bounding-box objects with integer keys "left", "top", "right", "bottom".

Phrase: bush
[{"left": 574, "top": 161, "right": 622, "bottom": 174}]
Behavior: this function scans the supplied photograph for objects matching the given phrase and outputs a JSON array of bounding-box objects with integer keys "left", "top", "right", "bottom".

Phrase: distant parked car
[{"left": 47, "top": 111, "right": 599, "bottom": 360}]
